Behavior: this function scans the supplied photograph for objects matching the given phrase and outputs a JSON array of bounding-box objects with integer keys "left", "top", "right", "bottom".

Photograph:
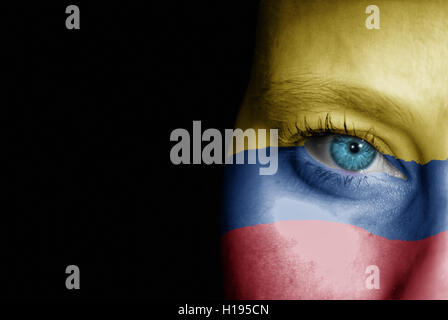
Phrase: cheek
[
  {"left": 221, "top": 148, "right": 448, "bottom": 299},
  {"left": 221, "top": 220, "right": 448, "bottom": 299}
]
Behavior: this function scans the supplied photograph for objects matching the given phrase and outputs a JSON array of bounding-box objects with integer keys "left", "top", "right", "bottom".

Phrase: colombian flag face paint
[
  {"left": 222, "top": 148, "right": 448, "bottom": 299},
  {"left": 221, "top": 0, "right": 448, "bottom": 299}
]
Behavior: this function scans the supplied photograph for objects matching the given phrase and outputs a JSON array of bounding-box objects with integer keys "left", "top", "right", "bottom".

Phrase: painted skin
[{"left": 222, "top": 0, "right": 448, "bottom": 299}]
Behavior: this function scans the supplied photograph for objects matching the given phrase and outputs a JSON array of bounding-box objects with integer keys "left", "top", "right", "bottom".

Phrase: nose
[{"left": 399, "top": 159, "right": 448, "bottom": 299}]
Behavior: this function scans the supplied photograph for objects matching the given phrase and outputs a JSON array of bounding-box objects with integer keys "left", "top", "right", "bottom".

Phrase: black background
[{"left": 7, "top": 1, "right": 259, "bottom": 299}]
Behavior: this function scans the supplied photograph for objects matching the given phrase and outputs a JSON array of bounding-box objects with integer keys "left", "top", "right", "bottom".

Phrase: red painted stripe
[{"left": 221, "top": 220, "right": 448, "bottom": 299}]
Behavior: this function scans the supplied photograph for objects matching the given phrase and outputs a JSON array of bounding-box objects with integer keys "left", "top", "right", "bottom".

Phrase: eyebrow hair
[{"left": 256, "top": 74, "right": 416, "bottom": 127}]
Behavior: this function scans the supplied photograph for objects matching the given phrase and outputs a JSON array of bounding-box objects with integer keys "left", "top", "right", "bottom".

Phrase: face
[{"left": 222, "top": 0, "right": 448, "bottom": 299}]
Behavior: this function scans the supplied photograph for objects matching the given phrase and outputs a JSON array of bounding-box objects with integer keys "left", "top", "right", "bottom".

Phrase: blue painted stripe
[{"left": 222, "top": 146, "right": 448, "bottom": 241}]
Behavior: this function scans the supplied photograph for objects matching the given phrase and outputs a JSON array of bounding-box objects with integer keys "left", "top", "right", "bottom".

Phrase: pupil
[{"left": 349, "top": 142, "right": 360, "bottom": 153}]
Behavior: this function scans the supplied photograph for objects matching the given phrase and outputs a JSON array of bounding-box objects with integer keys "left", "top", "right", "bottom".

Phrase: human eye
[
  {"left": 276, "top": 114, "right": 408, "bottom": 186},
  {"left": 305, "top": 135, "right": 406, "bottom": 180}
]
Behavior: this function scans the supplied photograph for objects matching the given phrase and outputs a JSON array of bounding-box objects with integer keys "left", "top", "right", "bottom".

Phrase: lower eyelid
[
  {"left": 291, "top": 154, "right": 371, "bottom": 194},
  {"left": 290, "top": 145, "right": 407, "bottom": 198}
]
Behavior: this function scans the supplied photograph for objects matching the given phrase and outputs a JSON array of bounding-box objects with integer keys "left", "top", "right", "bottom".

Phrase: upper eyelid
[
  {"left": 276, "top": 114, "right": 394, "bottom": 156},
  {"left": 294, "top": 129, "right": 387, "bottom": 155}
]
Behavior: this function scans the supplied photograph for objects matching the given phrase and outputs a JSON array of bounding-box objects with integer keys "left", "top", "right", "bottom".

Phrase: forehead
[{"left": 257, "top": 0, "right": 448, "bottom": 107}]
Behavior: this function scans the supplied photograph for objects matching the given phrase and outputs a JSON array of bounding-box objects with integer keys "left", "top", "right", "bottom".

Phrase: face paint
[
  {"left": 222, "top": 147, "right": 448, "bottom": 299},
  {"left": 222, "top": 0, "right": 448, "bottom": 299}
]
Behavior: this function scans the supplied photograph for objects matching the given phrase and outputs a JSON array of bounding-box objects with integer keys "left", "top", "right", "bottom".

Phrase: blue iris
[{"left": 330, "top": 135, "right": 376, "bottom": 171}]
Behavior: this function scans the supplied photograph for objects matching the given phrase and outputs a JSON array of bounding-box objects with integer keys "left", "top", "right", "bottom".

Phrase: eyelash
[{"left": 281, "top": 113, "right": 383, "bottom": 154}]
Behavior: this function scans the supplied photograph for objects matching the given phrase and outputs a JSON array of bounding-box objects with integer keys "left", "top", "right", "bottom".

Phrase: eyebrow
[{"left": 256, "top": 75, "right": 416, "bottom": 127}]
